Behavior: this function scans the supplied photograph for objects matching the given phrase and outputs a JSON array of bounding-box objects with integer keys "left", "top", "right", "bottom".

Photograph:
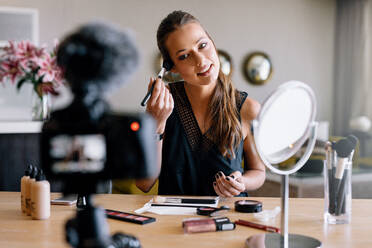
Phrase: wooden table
[{"left": 0, "top": 192, "right": 371, "bottom": 248}]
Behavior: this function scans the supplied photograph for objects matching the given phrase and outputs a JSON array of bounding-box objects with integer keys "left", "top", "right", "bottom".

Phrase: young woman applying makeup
[{"left": 136, "top": 10, "right": 265, "bottom": 197}]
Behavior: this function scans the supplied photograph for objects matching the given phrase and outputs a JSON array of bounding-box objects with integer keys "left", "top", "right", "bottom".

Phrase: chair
[{"left": 112, "top": 179, "right": 158, "bottom": 195}]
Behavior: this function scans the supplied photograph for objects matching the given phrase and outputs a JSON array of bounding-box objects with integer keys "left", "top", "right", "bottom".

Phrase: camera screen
[{"left": 50, "top": 134, "right": 106, "bottom": 174}]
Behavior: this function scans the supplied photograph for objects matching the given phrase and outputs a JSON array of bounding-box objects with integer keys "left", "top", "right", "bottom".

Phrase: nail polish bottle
[
  {"left": 31, "top": 169, "right": 50, "bottom": 220},
  {"left": 21, "top": 165, "right": 32, "bottom": 213},
  {"left": 26, "top": 167, "right": 38, "bottom": 216}
]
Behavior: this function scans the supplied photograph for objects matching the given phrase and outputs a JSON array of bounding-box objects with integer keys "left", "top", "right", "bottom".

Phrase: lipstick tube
[{"left": 235, "top": 219, "right": 280, "bottom": 233}]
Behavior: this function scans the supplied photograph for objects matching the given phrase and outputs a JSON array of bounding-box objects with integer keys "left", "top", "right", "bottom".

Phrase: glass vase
[{"left": 31, "top": 91, "right": 51, "bottom": 121}]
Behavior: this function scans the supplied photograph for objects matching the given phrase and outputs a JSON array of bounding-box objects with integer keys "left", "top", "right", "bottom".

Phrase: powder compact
[{"left": 234, "top": 200, "right": 262, "bottom": 213}]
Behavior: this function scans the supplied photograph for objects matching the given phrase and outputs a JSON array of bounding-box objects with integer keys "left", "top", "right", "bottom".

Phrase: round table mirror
[
  {"left": 243, "top": 52, "right": 272, "bottom": 85},
  {"left": 217, "top": 49, "right": 233, "bottom": 78},
  {"left": 248, "top": 81, "right": 320, "bottom": 248}
]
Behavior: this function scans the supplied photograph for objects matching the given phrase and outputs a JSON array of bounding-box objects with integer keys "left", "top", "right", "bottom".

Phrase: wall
[{"left": 0, "top": 0, "right": 335, "bottom": 124}]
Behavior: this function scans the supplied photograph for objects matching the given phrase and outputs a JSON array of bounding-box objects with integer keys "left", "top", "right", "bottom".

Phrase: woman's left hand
[{"left": 213, "top": 171, "right": 246, "bottom": 197}]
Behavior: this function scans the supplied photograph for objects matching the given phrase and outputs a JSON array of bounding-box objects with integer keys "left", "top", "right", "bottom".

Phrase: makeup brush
[
  {"left": 333, "top": 138, "right": 355, "bottom": 215},
  {"left": 335, "top": 160, "right": 352, "bottom": 215},
  {"left": 325, "top": 141, "right": 333, "bottom": 167},
  {"left": 153, "top": 196, "right": 217, "bottom": 204},
  {"left": 328, "top": 141, "right": 338, "bottom": 214},
  {"left": 325, "top": 141, "right": 334, "bottom": 214},
  {"left": 141, "top": 60, "right": 173, "bottom": 106},
  {"left": 336, "top": 135, "right": 358, "bottom": 215}
]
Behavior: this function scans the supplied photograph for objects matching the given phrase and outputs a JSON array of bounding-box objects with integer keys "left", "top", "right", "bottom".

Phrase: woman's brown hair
[{"left": 157, "top": 10, "right": 243, "bottom": 158}]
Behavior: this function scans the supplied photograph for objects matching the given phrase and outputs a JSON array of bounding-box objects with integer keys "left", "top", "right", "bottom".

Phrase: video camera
[{"left": 40, "top": 22, "right": 157, "bottom": 248}]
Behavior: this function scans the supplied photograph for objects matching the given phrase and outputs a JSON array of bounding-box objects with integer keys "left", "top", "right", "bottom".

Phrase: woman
[{"left": 136, "top": 10, "right": 265, "bottom": 197}]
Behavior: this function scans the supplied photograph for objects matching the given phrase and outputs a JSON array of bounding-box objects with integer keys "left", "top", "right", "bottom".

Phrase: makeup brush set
[{"left": 324, "top": 135, "right": 358, "bottom": 221}]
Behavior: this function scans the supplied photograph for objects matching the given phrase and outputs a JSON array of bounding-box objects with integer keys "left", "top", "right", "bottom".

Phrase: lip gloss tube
[
  {"left": 182, "top": 217, "right": 235, "bottom": 234},
  {"left": 183, "top": 219, "right": 215, "bottom": 233}
]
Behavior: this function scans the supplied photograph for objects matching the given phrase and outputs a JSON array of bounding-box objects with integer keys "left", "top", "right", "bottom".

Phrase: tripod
[{"left": 66, "top": 194, "right": 141, "bottom": 248}]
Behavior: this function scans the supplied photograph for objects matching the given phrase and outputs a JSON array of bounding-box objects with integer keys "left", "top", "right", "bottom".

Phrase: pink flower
[
  {"left": 17, "top": 41, "right": 45, "bottom": 57},
  {"left": 1, "top": 41, "right": 17, "bottom": 57},
  {"left": 16, "top": 41, "right": 46, "bottom": 69},
  {"left": 0, "top": 59, "right": 24, "bottom": 83},
  {"left": 37, "top": 53, "right": 55, "bottom": 82}
]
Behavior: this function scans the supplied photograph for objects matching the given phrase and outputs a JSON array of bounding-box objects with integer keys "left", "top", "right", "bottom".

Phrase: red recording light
[{"left": 130, "top": 122, "right": 140, "bottom": 131}]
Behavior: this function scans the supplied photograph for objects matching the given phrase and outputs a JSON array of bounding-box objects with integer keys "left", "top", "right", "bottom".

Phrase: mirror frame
[
  {"left": 253, "top": 81, "right": 317, "bottom": 175},
  {"left": 242, "top": 51, "right": 273, "bottom": 85}
]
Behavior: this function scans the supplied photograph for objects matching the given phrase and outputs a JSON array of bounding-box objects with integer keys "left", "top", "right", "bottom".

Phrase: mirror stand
[{"left": 246, "top": 123, "right": 322, "bottom": 248}]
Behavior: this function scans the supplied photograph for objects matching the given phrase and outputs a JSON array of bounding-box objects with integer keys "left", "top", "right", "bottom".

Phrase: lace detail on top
[
  {"left": 169, "top": 82, "right": 248, "bottom": 153},
  {"left": 170, "top": 82, "right": 201, "bottom": 151}
]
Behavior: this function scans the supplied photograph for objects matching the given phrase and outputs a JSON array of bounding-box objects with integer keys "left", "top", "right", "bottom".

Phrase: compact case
[{"left": 234, "top": 200, "right": 262, "bottom": 213}]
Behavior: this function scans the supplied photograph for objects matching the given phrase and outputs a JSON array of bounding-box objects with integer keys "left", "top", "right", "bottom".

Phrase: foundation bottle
[
  {"left": 31, "top": 169, "right": 50, "bottom": 220},
  {"left": 21, "top": 165, "right": 32, "bottom": 213},
  {"left": 26, "top": 167, "right": 38, "bottom": 216}
]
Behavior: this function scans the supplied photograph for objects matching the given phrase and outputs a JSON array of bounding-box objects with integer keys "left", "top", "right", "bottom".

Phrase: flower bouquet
[{"left": 0, "top": 40, "right": 64, "bottom": 120}]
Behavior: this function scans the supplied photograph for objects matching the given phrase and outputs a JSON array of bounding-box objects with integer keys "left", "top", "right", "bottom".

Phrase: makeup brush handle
[
  {"left": 328, "top": 166, "right": 336, "bottom": 214},
  {"left": 335, "top": 171, "right": 349, "bottom": 215},
  {"left": 141, "top": 81, "right": 156, "bottom": 106},
  {"left": 341, "top": 194, "right": 346, "bottom": 214},
  {"left": 331, "top": 179, "right": 341, "bottom": 214},
  {"left": 328, "top": 170, "right": 335, "bottom": 214},
  {"left": 181, "top": 198, "right": 216, "bottom": 204},
  {"left": 141, "top": 67, "right": 167, "bottom": 107}
]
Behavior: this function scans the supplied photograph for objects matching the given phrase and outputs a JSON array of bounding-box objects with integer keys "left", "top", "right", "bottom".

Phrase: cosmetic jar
[{"left": 235, "top": 200, "right": 262, "bottom": 213}]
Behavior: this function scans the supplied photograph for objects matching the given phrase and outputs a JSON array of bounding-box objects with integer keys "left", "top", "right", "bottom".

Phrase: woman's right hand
[{"left": 146, "top": 77, "right": 174, "bottom": 133}]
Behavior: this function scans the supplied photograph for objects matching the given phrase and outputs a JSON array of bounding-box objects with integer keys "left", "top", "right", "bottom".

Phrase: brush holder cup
[{"left": 324, "top": 159, "right": 352, "bottom": 224}]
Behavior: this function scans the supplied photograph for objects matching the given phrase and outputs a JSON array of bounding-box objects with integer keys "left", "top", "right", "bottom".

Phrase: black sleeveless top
[{"left": 158, "top": 82, "right": 248, "bottom": 196}]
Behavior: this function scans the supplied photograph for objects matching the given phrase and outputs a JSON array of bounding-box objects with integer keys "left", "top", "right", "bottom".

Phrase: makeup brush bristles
[
  {"left": 346, "top": 135, "right": 358, "bottom": 148},
  {"left": 333, "top": 138, "right": 354, "bottom": 158},
  {"left": 162, "top": 60, "right": 173, "bottom": 71}
]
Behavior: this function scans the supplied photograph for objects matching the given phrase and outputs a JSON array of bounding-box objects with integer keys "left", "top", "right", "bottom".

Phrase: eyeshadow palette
[{"left": 105, "top": 209, "right": 156, "bottom": 225}]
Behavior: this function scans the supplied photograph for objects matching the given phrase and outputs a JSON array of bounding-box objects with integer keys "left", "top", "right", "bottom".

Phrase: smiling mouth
[{"left": 197, "top": 64, "right": 213, "bottom": 76}]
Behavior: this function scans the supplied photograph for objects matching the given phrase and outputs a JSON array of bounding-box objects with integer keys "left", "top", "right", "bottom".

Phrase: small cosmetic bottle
[
  {"left": 21, "top": 165, "right": 32, "bottom": 213},
  {"left": 31, "top": 169, "right": 50, "bottom": 220},
  {"left": 26, "top": 167, "right": 38, "bottom": 216}
]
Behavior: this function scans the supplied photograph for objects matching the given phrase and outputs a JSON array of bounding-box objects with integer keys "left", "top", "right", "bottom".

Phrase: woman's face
[{"left": 165, "top": 22, "right": 220, "bottom": 86}]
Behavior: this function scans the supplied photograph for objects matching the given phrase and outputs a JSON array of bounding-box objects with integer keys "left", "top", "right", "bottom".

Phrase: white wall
[{"left": 0, "top": 0, "right": 335, "bottom": 123}]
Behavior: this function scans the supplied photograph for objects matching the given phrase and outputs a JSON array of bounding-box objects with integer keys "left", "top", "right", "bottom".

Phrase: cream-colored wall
[{"left": 0, "top": 0, "right": 335, "bottom": 122}]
